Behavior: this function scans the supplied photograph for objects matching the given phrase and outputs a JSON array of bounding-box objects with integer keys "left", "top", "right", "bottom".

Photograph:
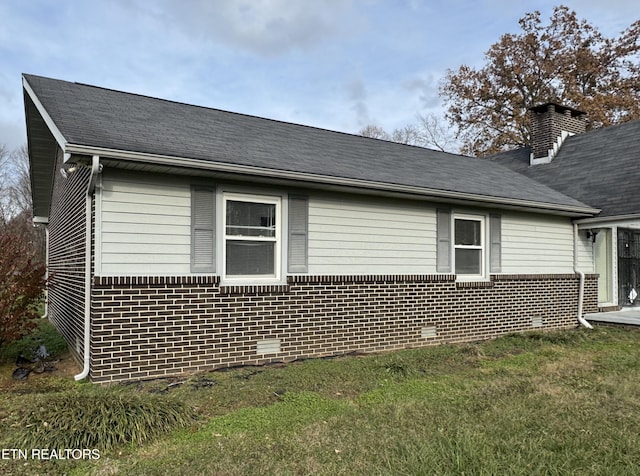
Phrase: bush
[
  {"left": 0, "top": 318, "right": 68, "bottom": 363},
  {"left": 0, "top": 232, "right": 47, "bottom": 348},
  {"left": 6, "top": 388, "right": 197, "bottom": 451}
]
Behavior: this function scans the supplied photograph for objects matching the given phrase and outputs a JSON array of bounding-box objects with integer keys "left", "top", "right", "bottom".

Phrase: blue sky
[{"left": 0, "top": 0, "right": 637, "bottom": 151}]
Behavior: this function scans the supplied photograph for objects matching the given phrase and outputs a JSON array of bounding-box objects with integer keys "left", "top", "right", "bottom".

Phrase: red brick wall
[{"left": 90, "top": 273, "right": 598, "bottom": 383}]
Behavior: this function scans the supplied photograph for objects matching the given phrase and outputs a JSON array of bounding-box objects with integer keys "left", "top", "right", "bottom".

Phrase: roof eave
[
  {"left": 66, "top": 143, "right": 600, "bottom": 218},
  {"left": 23, "top": 76, "right": 67, "bottom": 151},
  {"left": 23, "top": 76, "right": 69, "bottom": 219},
  {"left": 575, "top": 214, "right": 640, "bottom": 226}
]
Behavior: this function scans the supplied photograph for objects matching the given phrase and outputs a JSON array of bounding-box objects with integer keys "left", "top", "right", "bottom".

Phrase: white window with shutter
[
  {"left": 222, "top": 192, "right": 281, "bottom": 281},
  {"left": 454, "top": 214, "right": 485, "bottom": 278},
  {"left": 436, "top": 210, "right": 501, "bottom": 280}
]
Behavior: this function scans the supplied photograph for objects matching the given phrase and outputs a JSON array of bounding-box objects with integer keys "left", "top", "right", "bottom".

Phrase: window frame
[
  {"left": 222, "top": 192, "right": 282, "bottom": 282},
  {"left": 453, "top": 213, "right": 486, "bottom": 280}
]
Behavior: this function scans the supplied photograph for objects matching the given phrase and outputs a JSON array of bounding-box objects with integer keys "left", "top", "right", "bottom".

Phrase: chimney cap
[{"left": 528, "top": 102, "right": 586, "bottom": 117}]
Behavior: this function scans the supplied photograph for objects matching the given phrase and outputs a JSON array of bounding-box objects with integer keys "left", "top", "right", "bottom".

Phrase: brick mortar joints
[{"left": 93, "top": 276, "right": 220, "bottom": 286}]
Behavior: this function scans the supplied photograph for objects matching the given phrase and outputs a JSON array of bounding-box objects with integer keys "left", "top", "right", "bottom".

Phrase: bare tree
[
  {"left": 358, "top": 124, "right": 391, "bottom": 141},
  {"left": 390, "top": 125, "right": 420, "bottom": 145},
  {"left": 9, "top": 145, "right": 32, "bottom": 214},
  {"left": 0, "top": 144, "right": 45, "bottom": 264},
  {"left": 358, "top": 113, "right": 459, "bottom": 153},
  {"left": 0, "top": 145, "right": 9, "bottom": 228},
  {"left": 414, "top": 113, "right": 458, "bottom": 153}
]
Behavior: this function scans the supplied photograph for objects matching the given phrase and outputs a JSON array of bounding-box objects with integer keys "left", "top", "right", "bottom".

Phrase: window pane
[
  {"left": 455, "top": 248, "right": 481, "bottom": 275},
  {"left": 226, "top": 241, "right": 275, "bottom": 276},
  {"left": 455, "top": 219, "right": 481, "bottom": 246},
  {"left": 226, "top": 200, "right": 276, "bottom": 237}
]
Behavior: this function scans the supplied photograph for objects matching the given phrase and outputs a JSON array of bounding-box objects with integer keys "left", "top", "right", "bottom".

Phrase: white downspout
[
  {"left": 74, "top": 155, "right": 101, "bottom": 381},
  {"left": 574, "top": 223, "right": 593, "bottom": 329}
]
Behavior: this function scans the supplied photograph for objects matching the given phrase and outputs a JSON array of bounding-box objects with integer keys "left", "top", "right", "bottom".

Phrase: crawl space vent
[
  {"left": 256, "top": 338, "right": 281, "bottom": 355},
  {"left": 421, "top": 326, "right": 437, "bottom": 339}
]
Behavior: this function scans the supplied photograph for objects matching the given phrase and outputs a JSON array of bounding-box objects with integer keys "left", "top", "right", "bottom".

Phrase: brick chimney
[{"left": 528, "top": 103, "right": 586, "bottom": 165}]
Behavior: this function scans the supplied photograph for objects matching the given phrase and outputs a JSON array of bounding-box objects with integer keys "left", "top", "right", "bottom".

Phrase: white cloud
[
  {"left": 402, "top": 75, "right": 442, "bottom": 110},
  {"left": 121, "top": 0, "right": 361, "bottom": 57},
  {"left": 0, "top": 0, "right": 637, "bottom": 153},
  {"left": 345, "top": 78, "right": 371, "bottom": 127}
]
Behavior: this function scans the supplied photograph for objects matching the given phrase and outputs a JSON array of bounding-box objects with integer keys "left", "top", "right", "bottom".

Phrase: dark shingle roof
[
  {"left": 24, "top": 74, "right": 595, "bottom": 215},
  {"left": 489, "top": 119, "right": 640, "bottom": 218}
]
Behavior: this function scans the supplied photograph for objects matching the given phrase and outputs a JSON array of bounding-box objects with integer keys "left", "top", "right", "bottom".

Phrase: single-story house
[
  {"left": 490, "top": 104, "right": 640, "bottom": 312},
  {"left": 25, "top": 74, "right": 602, "bottom": 383}
]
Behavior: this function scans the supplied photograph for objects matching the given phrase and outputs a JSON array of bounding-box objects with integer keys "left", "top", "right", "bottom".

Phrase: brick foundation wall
[{"left": 90, "top": 273, "right": 598, "bottom": 383}]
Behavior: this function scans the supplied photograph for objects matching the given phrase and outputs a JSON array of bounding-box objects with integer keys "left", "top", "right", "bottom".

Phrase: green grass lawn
[{"left": 2, "top": 322, "right": 640, "bottom": 475}]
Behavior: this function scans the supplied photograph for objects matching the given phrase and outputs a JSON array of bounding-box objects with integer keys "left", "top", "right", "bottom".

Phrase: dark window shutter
[
  {"left": 288, "top": 195, "right": 308, "bottom": 273},
  {"left": 191, "top": 187, "right": 215, "bottom": 273},
  {"left": 490, "top": 214, "right": 502, "bottom": 273},
  {"left": 437, "top": 208, "right": 451, "bottom": 273}
]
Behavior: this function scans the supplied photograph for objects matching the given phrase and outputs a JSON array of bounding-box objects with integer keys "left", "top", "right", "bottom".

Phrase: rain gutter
[{"left": 65, "top": 143, "right": 599, "bottom": 218}]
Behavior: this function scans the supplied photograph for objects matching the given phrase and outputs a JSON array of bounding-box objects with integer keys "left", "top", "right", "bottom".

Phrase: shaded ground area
[{"left": 0, "top": 352, "right": 80, "bottom": 389}]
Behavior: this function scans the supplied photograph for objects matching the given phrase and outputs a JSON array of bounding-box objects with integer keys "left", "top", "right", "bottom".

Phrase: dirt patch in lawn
[{"left": 0, "top": 352, "right": 81, "bottom": 390}]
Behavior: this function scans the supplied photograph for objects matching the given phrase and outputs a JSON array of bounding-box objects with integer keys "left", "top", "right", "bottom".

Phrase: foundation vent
[
  {"left": 421, "top": 326, "right": 438, "bottom": 339},
  {"left": 256, "top": 338, "right": 281, "bottom": 355}
]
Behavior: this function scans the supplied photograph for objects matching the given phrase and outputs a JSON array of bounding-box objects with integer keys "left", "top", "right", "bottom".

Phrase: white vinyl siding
[
  {"left": 99, "top": 171, "right": 192, "bottom": 275},
  {"left": 500, "top": 213, "right": 579, "bottom": 274},
  {"left": 594, "top": 229, "right": 612, "bottom": 304},
  {"left": 307, "top": 194, "right": 436, "bottom": 275},
  {"left": 96, "top": 170, "right": 583, "bottom": 278},
  {"left": 576, "top": 230, "right": 594, "bottom": 273}
]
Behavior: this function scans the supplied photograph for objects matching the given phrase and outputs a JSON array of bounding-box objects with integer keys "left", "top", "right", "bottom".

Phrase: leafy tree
[
  {"left": 441, "top": 5, "right": 640, "bottom": 156},
  {"left": 0, "top": 232, "right": 47, "bottom": 347}
]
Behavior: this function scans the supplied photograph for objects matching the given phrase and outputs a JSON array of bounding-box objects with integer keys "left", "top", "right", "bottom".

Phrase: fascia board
[
  {"left": 66, "top": 143, "right": 600, "bottom": 217},
  {"left": 575, "top": 214, "right": 640, "bottom": 227}
]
